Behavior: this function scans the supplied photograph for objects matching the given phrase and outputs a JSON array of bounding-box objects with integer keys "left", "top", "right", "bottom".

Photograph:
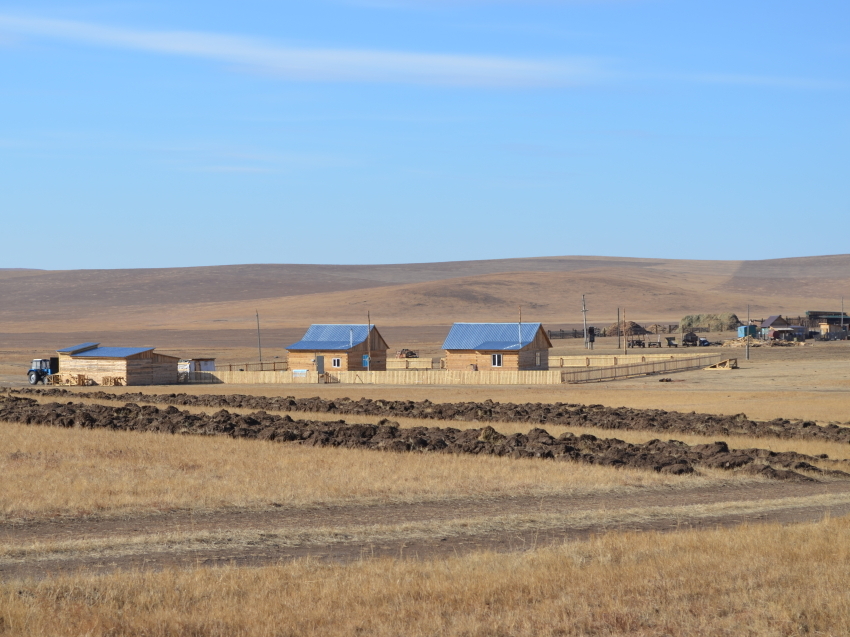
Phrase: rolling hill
[{"left": 1, "top": 255, "right": 848, "bottom": 342}]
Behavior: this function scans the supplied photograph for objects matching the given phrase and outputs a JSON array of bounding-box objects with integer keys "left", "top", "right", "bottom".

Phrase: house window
[
  {"left": 362, "top": 354, "right": 370, "bottom": 368},
  {"left": 491, "top": 354, "right": 503, "bottom": 367},
  {"left": 535, "top": 352, "right": 541, "bottom": 366},
  {"left": 332, "top": 358, "right": 341, "bottom": 368}
]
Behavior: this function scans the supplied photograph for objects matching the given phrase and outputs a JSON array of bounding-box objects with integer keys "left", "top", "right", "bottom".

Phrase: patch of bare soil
[
  {"left": 2, "top": 481, "right": 849, "bottom": 581},
  {"left": 2, "top": 395, "right": 845, "bottom": 480},
  {"left": 16, "top": 387, "right": 850, "bottom": 443}
]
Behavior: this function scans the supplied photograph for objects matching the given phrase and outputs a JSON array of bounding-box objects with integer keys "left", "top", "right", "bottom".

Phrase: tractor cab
[{"left": 28, "top": 358, "right": 59, "bottom": 384}]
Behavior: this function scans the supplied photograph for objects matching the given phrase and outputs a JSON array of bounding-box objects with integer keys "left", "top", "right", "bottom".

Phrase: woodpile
[{"left": 723, "top": 337, "right": 761, "bottom": 348}]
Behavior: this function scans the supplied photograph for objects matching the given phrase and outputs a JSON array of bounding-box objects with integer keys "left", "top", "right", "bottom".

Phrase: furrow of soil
[
  {"left": 2, "top": 395, "right": 846, "bottom": 480},
  {"left": 15, "top": 387, "right": 850, "bottom": 443}
]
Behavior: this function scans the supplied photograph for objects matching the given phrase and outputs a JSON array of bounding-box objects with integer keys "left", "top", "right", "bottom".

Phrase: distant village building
[
  {"left": 178, "top": 358, "right": 217, "bottom": 373},
  {"left": 805, "top": 311, "right": 849, "bottom": 328},
  {"left": 442, "top": 323, "right": 552, "bottom": 371},
  {"left": 759, "top": 316, "right": 789, "bottom": 331},
  {"left": 286, "top": 324, "right": 389, "bottom": 372},
  {"left": 57, "top": 343, "right": 179, "bottom": 385}
]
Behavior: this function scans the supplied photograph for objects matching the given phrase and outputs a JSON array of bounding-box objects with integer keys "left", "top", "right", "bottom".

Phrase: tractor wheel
[{"left": 28, "top": 371, "right": 39, "bottom": 385}]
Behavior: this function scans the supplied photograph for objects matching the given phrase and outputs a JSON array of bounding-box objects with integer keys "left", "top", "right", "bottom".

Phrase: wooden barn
[
  {"left": 286, "top": 325, "right": 389, "bottom": 372},
  {"left": 442, "top": 323, "right": 552, "bottom": 371},
  {"left": 56, "top": 343, "right": 179, "bottom": 386}
]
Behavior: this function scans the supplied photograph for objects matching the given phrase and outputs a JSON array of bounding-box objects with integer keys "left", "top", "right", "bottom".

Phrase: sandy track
[{"left": 3, "top": 480, "right": 849, "bottom": 581}]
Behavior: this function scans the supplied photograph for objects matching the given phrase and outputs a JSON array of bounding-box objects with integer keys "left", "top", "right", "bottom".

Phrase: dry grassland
[
  {"left": 0, "top": 421, "right": 724, "bottom": 521},
  {"left": 3, "top": 516, "right": 850, "bottom": 636}
]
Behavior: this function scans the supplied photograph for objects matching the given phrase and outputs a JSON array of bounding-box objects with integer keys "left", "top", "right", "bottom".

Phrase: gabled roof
[
  {"left": 57, "top": 342, "right": 99, "bottom": 354},
  {"left": 70, "top": 347, "right": 155, "bottom": 359},
  {"left": 286, "top": 324, "right": 386, "bottom": 351},
  {"left": 761, "top": 316, "right": 787, "bottom": 328},
  {"left": 442, "top": 323, "right": 549, "bottom": 351}
]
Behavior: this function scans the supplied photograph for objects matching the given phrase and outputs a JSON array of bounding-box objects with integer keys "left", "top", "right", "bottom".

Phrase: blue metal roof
[
  {"left": 442, "top": 323, "right": 543, "bottom": 351},
  {"left": 287, "top": 325, "right": 375, "bottom": 351},
  {"left": 71, "top": 347, "right": 154, "bottom": 358},
  {"left": 57, "top": 342, "right": 99, "bottom": 354}
]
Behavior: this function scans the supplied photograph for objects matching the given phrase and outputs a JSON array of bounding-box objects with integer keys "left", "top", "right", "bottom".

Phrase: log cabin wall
[
  {"left": 445, "top": 326, "right": 551, "bottom": 371},
  {"left": 287, "top": 348, "right": 387, "bottom": 372},
  {"left": 58, "top": 355, "right": 129, "bottom": 384},
  {"left": 58, "top": 350, "right": 178, "bottom": 385}
]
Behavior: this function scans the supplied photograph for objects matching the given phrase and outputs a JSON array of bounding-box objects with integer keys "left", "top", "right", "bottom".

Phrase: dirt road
[{"left": 3, "top": 480, "right": 849, "bottom": 581}]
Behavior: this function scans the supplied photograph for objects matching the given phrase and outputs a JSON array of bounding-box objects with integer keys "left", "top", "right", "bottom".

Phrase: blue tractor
[{"left": 28, "top": 357, "right": 59, "bottom": 385}]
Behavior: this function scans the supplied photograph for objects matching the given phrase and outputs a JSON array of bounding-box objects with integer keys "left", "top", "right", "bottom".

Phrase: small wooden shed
[
  {"left": 178, "top": 358, "right": 217, "bottom": 373},
  {"left": 286, "top": 325, "right": 389, "bottom": 372},
  {"left": 442, "top": 323, "right": 552, "bottom": 371},
  {"left": 57, "top": 343, "right": 179, "bottom": 386}
]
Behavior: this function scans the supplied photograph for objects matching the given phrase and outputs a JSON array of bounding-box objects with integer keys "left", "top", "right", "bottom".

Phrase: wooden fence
[
  {"left": 181, "top": 355, "right": 725, "bottom": 385},
  {"left": 560, "top": 354, "right": 724, "bottom": 384},
  {"left": 386, "top": 358, "right": 439, "bottom": 370},
  {"left": 324, "top": 370, "right": 565, "bottom": 385},
  {"left": 182, "top": 371, "right": 318, "bottom": 384},
  {"left": 215, "top": 362, "right": 288, "bottom": 372},
  {"left": 549, "top": 354, "right": 704, "bottom": 368}
]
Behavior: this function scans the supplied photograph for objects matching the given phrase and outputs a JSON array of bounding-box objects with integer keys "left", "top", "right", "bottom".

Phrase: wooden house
[
  {"left": 286, "top": 325, "right": 389, "bottom": 372},
  {"left": 442, "top": 323, "right": 552, "bottom": 371},
  {"left": 57, "top": 343, "right": 179, "bottom": 386}
]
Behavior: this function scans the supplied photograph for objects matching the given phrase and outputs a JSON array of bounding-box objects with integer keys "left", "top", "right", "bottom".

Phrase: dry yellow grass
[
  {"left": 3, "top": 516, "right": 849, "bottom": 636},
  {"left": 0, "top": 421, "right": 730, "bottom": 520}
]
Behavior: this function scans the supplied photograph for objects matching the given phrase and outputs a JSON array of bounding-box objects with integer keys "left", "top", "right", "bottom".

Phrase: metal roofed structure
[
  {"left": 760, "top": 316, "right": 788, "bottom": 329},
  {"left": 56, "top": 343, "right": 178, "bottom": 385},
  {"left": 287, "top": 324, "right": 378, "bottom": 351},
  {"left": 442, "top": 323, "right": 552, "bottom": 372},
  {"left": 442, "top": 323, "right": 545, "bottom": 351},
  {"left": 56, "top": 343, "right": 99, "bottom": 355},
  {"left": 68, "top": 346, "right": 155, "bottom": 358},
  {"left": 286, "top": 324, "right": 390, "bottom": 372}
]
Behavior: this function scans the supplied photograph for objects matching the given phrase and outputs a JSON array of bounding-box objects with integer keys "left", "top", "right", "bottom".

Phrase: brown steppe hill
[{"left": 1, "top": 254, "right": 849, "bottom": 337}]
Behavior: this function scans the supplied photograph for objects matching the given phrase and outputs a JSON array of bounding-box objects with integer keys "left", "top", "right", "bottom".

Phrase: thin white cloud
[{"left": 0, "top": 14, "right": 600, "bottom": 87}]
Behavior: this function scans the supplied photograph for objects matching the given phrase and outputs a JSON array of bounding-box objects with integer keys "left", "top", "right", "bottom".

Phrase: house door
[{"left": 315, "top": 356, "right": 325, "bottom": 374}]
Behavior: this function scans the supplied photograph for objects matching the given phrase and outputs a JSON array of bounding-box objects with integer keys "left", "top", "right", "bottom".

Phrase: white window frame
[
  {"left": 491, "top": 353, "right": 503, "bottom": 367},
  {"left": 535, "top": 351, "right": 541, "bottom": 366},
  {"left": 332, "top": 357, "right": 341, "bottom": 368}
]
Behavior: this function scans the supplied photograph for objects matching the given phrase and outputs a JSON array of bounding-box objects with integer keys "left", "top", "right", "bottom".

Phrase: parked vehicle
[{"left": 27, "top": 357, "right": 59, "bottom": 384}]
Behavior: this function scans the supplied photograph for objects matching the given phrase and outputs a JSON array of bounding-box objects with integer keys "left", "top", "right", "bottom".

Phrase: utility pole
[
  {"left": 366, "top": 311, "right": 371, "bottom": 372},
  {"left": 746, "top": 304, "right": 750, "bottom": 361},
  {"left": 617, "top": 308, "right": 621, "bottom": 350},
  {"left": 622, "top": 308, "right": 628, "bottom": 356},
  {"left": 581, "top": 295, "right": 588, "bottom": 350},
  {"left": 255, "top": 310, "right": 262, "bottom": 365}
]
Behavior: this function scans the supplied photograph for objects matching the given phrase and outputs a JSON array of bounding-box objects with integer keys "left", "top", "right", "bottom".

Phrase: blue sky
[{"left": 1, "top": 1, "right": 847, "bottom": 269}]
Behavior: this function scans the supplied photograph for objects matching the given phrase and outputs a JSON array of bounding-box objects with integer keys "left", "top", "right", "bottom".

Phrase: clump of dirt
[
  {"left": 1, "top": 395, "right": 844, "bottom": 481},
  {"left": 13, "top": 388, "right": 850, "bottom": 445}
]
